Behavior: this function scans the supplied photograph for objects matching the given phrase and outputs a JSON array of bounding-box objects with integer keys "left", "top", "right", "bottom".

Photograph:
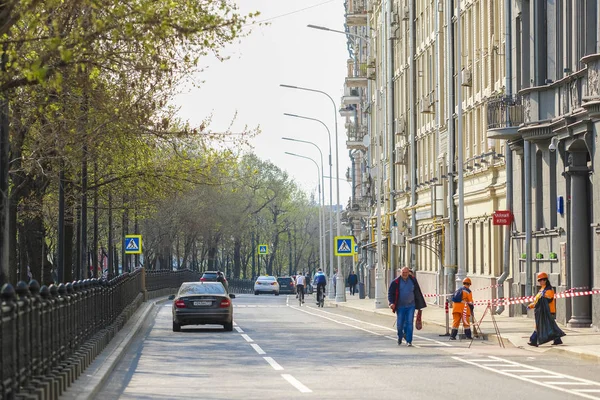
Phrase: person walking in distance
[
  {"left": 388, "top": 267, "right": 427, "bottom": 346},
  {"left": 450, "top": 277, "right": 474, "bottom": 340},
  {"left": 347, "top": 270, "right": 358, "bottom": 296},
  {"left": 527, "top": 272, "right": 564, "bottom": 346}
]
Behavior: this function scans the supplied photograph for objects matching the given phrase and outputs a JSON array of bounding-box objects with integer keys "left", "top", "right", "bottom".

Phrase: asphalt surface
[{"left": 92, "top": 293, "right": 600, "bottom": 400}]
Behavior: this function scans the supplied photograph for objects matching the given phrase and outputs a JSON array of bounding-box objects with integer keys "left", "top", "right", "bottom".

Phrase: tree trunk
[{"left": 233, "top": 237, "right": 242, "bottom": 278}]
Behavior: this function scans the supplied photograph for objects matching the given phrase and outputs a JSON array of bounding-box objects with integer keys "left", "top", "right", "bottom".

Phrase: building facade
[{"left": 341, "top": 0, "right": 600, "bottom": 327}]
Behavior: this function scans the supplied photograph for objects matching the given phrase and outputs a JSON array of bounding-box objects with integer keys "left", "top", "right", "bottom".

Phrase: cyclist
[
  {"left": 295, "top": 272, "right": 306, "bottom": 304},
  {"left": 313, "top": 268, "right": 327, "bottom": 305}
]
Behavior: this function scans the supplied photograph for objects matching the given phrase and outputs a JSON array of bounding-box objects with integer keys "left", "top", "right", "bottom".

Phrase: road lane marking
[
  {"left": 263, "top": 357, "right": 284, "bottom": 370},
  {"left": 251, "top": 344, "right": 266, "bottom": 355},
  {"left": 454, "top": 355, "right": 600, "bottom": 400},
  {"left": 241, "top": 334, "right": 253, "bottom": 342},
  {"left": 234, "top": 326, "right": 244, "bottom": 333},
  {"left": 293, "top": 306, "right": 451, "bottom": 346},
  {"left": 281, "top": 374, "right": 312, "bottom": 393},
  {"left": 293, "top": 307, "right": 384, "bottom": 336}
]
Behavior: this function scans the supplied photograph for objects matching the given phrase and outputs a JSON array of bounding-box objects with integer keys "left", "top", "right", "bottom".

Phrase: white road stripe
[
  {"left": 454, "top": 356, "right": 600, "bottom": 400},
  {"left": 292, "top": 306, "right": 384, "bottom": 336},
  {"left": 546, "top": 382, "right": 593, "bottom": 385},
  {"left": 263, "top": 357, "right": 284, "bottom": 371},
  {"left": 576, "top": 390, "right": 600, "bottom": 393},
  {"left": 281, "top": 374, "right": 312, "bottom": 393},
  {"left": 251, "top": 344, "right": 266, "bottom": 355},
  {"left": 293, "top": 306, "right": 451, "bottom": 346},
  {"left": 241, "top": 334, "right": 253, "bottom": 343},
  {"left": 500, "top": 369, "right": 540, "bottom": 373},
  {"left": 234, "top": 326, "right": 244, "bottom": 333}
]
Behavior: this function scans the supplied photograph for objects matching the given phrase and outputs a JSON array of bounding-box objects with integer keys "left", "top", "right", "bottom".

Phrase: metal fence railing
[
  {"left": 486, "top": 95, "right": 524, "bottom": 130},
  {"left": 227, "top": 278, "right": 254, "bottom": 294},
  {"left": 0, "top": 268, "right": 197, "bottom": 400}
]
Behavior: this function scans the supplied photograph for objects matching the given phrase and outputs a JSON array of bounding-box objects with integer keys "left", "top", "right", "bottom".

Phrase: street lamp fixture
[
  {"left": 282, "top": 137, "right": 327, "bottom": 274},
  {"left": 281, "top": 84, "right": 345, "bottom": 302},
  {"left": 284, "top": 151, "right": 325, "bottom": 276},
  {"left": 283, "top": 112, "right": 335, "bottom": 299}
]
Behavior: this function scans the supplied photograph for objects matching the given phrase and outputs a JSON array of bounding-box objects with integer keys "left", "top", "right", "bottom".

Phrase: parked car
[
  {"left": 254, "top": 276, "right": 280, "bottom": 295},
  {"left": 277, "top": 277, "right": 295, "bottom": 294},
  {"left": 169, "top": 282, "right": 235, "bottom": 332}
]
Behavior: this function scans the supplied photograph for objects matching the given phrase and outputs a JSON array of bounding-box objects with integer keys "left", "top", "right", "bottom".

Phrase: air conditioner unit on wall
[
  {"left": 394, "top": 143, "right": 407, "bottom": 165},
  {"left": 394, "top": 116, "right": 406, "bottom": 135},
  {"left": 461, "top": 68, "right": 473, "bottom": 86},
  {"left": 420, "top": 96, "right": 434, "bottom": 114}
]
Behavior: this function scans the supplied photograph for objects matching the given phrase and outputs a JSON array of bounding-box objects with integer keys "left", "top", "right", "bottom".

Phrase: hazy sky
[{"left": 172, "top": 0, "right": 353, "bottom": 206}]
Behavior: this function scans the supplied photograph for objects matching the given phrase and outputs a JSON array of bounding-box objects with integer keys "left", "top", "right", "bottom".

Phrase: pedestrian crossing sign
[
  {"left": 124, "top": 235, "right": 142, "bottom": 254},
  {"left": 258, "top": 244, "right": 268, "bottom": 255},
  {"left": 334, "top": 236, "right": 355, "bottom": 256}
]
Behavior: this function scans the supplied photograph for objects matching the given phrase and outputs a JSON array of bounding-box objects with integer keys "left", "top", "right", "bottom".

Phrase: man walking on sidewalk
[
  {"left": 388, "top": 267, "right": 427, "bottom": 346},
  {"left": 347, "top": 270, "right": 358, "bottom": 295}
]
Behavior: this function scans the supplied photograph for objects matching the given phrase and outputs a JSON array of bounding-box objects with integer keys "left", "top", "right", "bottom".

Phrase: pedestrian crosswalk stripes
[{"left": 453, "top": 355, "right": 600, "bottom": 399}]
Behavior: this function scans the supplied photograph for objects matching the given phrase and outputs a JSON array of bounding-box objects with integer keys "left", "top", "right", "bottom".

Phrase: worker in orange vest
[
  {"left": 450, "top": 277, "right": 474, "bottom": 340},
  {"left": 527, "top": 272, "right": 563, "bottom": 346}
]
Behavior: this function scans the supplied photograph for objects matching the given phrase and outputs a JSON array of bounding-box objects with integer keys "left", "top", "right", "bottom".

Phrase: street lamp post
[
  {"left": 281, "top": 85, "right": 344, "bottom": 302},
  {"left": 282, "top": 137, "right": 327, "bottom": 275},
  {"left": 282, "top": 111, "right": 337, "bottom": 299},
  {"left": 284, "top": 152, "right": 324, "bottom": 277}
]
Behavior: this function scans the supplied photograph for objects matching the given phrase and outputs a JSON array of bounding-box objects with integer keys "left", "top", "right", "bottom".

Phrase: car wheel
[
  {"left": 254, "top": 291, "right": 259, "bottom": 295},
  {"left": 223, "top": 321, "right": 233, "bottom": 331},
  {"left": 173, "top": 321, "right": 181, "bottom": 332}
]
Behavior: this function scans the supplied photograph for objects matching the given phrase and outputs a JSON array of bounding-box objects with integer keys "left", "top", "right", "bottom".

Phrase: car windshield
[
  {"left": 278, "top": 278, "right": 292, "bottom": 284},
  {"left": 202, "top": 272, "right": 218, "bottom": 279},
  {"left": 178, "top": 283, "right": 226, "bottom": 295},
  {"left": 257, "top": 276, "right": 276, "bottom": 282}
]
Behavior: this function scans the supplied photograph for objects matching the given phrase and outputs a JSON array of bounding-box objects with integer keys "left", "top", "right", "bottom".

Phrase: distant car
[
  {"left": 254, "top": 276, "right": 280, "bottom": 295},
  {"left": 200, "top": 270, "right": 228, "bottom": 290},
  {"left": 277, "top": 277, "right": 295, "bottom": 294},
  {"left": 169, "top": 282, "right": 235, "bottom": 332}
]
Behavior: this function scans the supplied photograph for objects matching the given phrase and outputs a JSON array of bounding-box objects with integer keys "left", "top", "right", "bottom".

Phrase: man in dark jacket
[
  {"left": 347, "top": 271, "right": 358, "bottom": 295},
  {"left": 388, "top": 267, "right": 427, "bottom": 346}
]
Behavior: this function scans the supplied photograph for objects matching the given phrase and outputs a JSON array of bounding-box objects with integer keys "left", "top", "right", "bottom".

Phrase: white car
[{"left": 254, "top": 276, "right": 280, "bottom": 295}]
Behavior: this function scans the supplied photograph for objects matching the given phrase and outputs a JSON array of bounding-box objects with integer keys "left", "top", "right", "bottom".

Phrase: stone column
[{"left": 566, "top": 150, "right": 592, "bottom": 327}]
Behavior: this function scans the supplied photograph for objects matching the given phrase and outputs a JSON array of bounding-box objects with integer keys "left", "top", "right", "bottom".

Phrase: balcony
[
  {"left": 347, "top": 196, "right": 371, "bottom": 218},
  {"left": 581, "top": 53, "right": 600, "bottom": 118},
  {"left": 342, "top": 90, "right": 361, "bottom": 105},
  {"left": 340, "top": 104, "right": 357, "bottom": 117},
  {"left": 486, "top": 95, "right": 524, "bottom": 140},
  {"left": 346, "top": 1, "right": 368, "bottom": 26},
  {"left": 346, "top": 124, "right": 367, "bottom": 151}
]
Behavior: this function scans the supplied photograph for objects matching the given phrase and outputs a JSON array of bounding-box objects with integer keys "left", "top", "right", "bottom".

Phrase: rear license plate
[{"left": 193, "top": 300, "right": 212, "bottom": 306}]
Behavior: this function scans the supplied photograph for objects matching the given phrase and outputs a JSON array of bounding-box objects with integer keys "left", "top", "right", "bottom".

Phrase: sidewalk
[{"left": 325, "top": 292, "right": 600, "bottom": 362}]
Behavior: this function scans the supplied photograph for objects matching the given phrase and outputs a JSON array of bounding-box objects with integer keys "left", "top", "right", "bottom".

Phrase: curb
[{"left": 62, "top": 297, "right": 168, "bottom": 400}]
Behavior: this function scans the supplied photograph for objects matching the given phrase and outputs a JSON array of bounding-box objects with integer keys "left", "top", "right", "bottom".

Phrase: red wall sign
[{"left": 493, "top": 210, "right": 513, "bottom": 225}]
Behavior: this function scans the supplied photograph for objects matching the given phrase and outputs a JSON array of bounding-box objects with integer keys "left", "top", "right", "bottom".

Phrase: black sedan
[
  {"left": 169, "top": 282, "right": 235, "bottom": 332},
  {"left": 277, "top": 277, "right": 295, "bottom": 294}
]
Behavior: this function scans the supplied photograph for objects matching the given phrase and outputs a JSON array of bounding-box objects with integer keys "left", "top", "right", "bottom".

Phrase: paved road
[{"left": 93, "top": 293, "right": 600, "bottom": 399}]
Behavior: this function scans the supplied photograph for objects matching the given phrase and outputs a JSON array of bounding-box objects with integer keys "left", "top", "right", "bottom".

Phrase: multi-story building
[
  {"left": 487, "top": 1, "right": 599, "bottom": 327},
  {"left": 342, "top": 0, "right": 600, "bottom": 329}
]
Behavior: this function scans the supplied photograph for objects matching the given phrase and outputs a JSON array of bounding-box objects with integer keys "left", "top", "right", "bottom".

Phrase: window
[{"left": 535, "top": 150, "right": 544, "bottom": 230}]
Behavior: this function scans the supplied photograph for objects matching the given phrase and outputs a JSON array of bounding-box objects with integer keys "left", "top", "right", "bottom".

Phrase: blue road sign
[
  {"left": 334, "top": 236, "right": 354, "bottom": 256},
  {"left": 125, "top": 235, "right": 142, "bottom": 254},
  {"left": 258, "top": 244, "right": 268, "bottom": 255}
]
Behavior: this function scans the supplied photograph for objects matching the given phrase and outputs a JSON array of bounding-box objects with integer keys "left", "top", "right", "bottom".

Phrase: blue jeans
[{"left": 396, "top": 304, "right": 416, "bottom": 343}]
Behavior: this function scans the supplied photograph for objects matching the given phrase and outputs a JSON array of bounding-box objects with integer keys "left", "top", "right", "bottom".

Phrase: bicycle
[
  {"left": 297, "top": 285, "right": 305, "bottom": 306},
  {"left": 316, "top": 284, "right": 325, "bottom": 307}
]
